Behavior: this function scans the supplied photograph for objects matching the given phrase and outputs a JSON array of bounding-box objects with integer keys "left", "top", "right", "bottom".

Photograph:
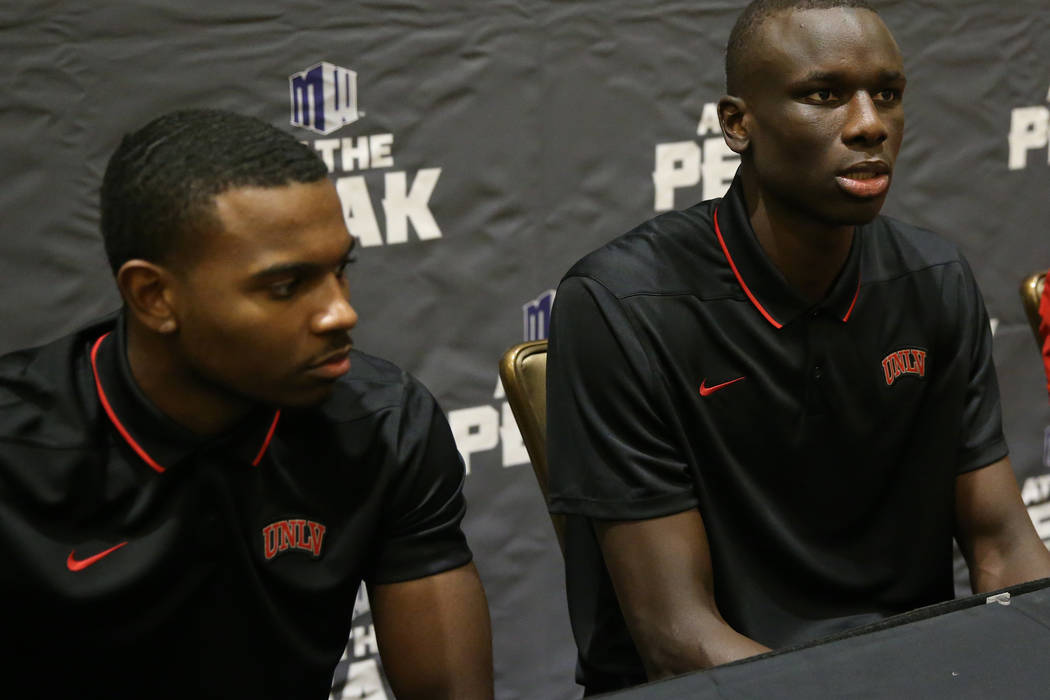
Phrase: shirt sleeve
[
  {"left": 950, "top": 255, "right": 1009, "bottom": 473},
  {"left": 367, "top": 374, "right": 473, "bottom": 584},
  {"left": 546, "top": 274, "right": 697, "bottom": 520}
]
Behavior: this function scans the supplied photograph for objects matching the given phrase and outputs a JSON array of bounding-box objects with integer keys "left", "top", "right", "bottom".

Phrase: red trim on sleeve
[
  {"left": 714, "top": 207, "right": 783, "bottom": 329},
  {"left": 90, "top": 333, "right": 166, "bottom": 474},
  {"left": 252, "top": 410, "right": 281, "bottom": 466}
]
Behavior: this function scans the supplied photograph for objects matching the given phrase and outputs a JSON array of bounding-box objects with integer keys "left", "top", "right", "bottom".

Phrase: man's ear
[
  {"left": 116, "top": 260, "right": 179, "bottom": 334},
  {"left": 718, "top": 95, "right": 750, "bottom": 155}
]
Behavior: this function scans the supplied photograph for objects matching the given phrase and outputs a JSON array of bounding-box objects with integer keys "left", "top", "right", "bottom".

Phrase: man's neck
[
  {"left": 741, "top": 175, "right": 855, "bottom": 303},
  {"left": 125, "top": 321, "right": 252, "bottom": 436}
]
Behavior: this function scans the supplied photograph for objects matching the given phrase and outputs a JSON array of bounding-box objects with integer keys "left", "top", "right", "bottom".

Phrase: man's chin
[{"left": 826, "top": 197, "right": 887, "bottom": 227}]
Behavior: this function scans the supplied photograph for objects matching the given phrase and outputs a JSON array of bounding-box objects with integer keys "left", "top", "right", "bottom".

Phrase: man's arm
[
  {"left": 595, "top": 509, "right": 770, "bottom": 680},
  {"left": 369, "top": 562, "right": 493, "bottom": 700},
  {"left": 955, "top": 456, "right": 1050, "bottom": 593}
]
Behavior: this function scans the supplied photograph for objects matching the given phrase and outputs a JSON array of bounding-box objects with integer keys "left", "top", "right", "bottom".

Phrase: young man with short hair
[
  {"left": 546, "top": 1, "right": 1050, "bottom": 693},
  {"left": 0, "top": 109, "right": 493, "bottom": 699}
]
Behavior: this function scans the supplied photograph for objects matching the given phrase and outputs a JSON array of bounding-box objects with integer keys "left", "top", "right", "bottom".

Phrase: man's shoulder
[
  {"left": 564, "top": 199, "right": 720, "bottom": 298},
  {"left": 0, "top": 317, "right": 114, "bottom": 449},
  {"left": 865, "top": 215, "right": 969, "bottom": 281}
]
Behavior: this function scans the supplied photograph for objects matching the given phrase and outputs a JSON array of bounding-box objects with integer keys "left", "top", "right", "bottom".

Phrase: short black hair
[
  {"left": 100, "top": 109, "right": 329, "bottom": 275},
  {"left": 725, "top": 0, "right": 878, "bottom": 96}
]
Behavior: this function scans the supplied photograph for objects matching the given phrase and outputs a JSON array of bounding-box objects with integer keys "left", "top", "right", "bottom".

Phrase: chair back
[
  {"left": 499, "top": 340, "right": 565, "bottom": 550},
  {"left": 1021, "top": 271, "right": 1047, "bottom": 345}
]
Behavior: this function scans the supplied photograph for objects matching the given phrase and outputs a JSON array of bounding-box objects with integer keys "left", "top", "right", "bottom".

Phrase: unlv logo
[
  {"left": 882, "top": 348, "right": 928, "bottom": 386},
  {"left": 262, "top": 519, "right": 327, "bottom": 560}
]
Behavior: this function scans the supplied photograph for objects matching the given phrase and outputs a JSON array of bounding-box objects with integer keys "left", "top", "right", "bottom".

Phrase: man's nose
[
  {"left": 843, "top": 91, "right": 888, "bottom": 147},
  {"left": 313, "top": 277, "right": 359, "bottom": 334}
]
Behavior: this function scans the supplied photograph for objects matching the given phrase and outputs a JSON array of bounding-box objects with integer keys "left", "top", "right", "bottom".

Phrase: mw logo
[
  {"left": 523, "top": 289, "right": 556, "bottom": 342},
  {"left": 289, "top": 62, "right": 360, "bottom": 135}
]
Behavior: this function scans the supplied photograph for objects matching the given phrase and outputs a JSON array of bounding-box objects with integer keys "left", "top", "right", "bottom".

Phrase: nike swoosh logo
[
  {"left": 67, "top": 542, "right": 128, "bottom": 571},
  {"left": 699, "top": 376, "right": 746, "bottom": 396}
]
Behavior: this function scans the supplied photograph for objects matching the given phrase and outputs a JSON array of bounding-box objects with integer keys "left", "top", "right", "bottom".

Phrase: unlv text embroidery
[
  {"left": 262, "top": 519, "right": 326, "bottom": 560},
  {"left": 881, "top": 349, "right": 927, "bottom": 386}
]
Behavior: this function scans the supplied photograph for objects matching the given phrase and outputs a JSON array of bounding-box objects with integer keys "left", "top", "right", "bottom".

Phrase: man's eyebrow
[
  {"left": 795, "top": 69, "right": 907, "bottom": 84},
  {"left": 251, "top": 261, "right": 322, "bottom": 280},
  {"left": 876, "top": 70, "right": 907, "bottom": 83},
  {"left": 797, "top": 70, "right": 844, "bottom": 84},
  {"left": 251, "top": 239, "right": 356, "bottom": 280}
]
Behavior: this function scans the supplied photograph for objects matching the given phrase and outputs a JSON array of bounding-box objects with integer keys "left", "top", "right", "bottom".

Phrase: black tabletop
[{"left": 600, "top": 577, "right": 1050, "bottom": 699}]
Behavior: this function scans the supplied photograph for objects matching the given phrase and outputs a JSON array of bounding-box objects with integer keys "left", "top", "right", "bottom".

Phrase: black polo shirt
[
  {"left": 0, "top": 313, "right": 472, "bottom": 699},
  {"left": 546, "top": 175, "right": 1007, "bottom": 693}
]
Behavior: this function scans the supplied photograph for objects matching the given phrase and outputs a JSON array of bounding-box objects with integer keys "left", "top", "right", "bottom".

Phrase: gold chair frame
[
  {"left": 1020, "top": 271, "right": 1047, "bottom": 346},
  {"left": 498, "top": 340, "right": 565, "bottom": 550}
]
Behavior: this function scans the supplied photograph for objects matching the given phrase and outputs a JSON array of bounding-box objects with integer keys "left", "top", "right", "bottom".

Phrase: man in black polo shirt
[
  {"left": 0, "top": 110, "right": 493, "bottom": 699},
  {"left": 546, "top": 0, "right": 1050, "bottom": 694}
]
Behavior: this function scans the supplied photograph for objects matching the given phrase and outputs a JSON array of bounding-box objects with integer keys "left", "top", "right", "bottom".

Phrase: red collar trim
[
  {"left": 714, "top": 207, "right": 783, "bottom": 329},
  {"left": 841, "top": 277, "right": 861, "bottom": 322},
  {"left": 91, "top": 333, "right": 165, "bottom": 473},
  {"left": 90, "top": 332, "right": 281, "bottom": 472},
  {"left": 714, "top": 207, "right": 861, "bottom": 326},
  {"left": 252, "top": 411, "right": 281, "bottom": 467}
]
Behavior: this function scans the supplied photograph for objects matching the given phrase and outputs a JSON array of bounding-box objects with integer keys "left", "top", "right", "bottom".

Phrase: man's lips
[
  {"left": 308, "top": 346, "right": 352, "bottom": 379},
  {"left": 836, "top": 160, "right": 891, "bottom": 198}
]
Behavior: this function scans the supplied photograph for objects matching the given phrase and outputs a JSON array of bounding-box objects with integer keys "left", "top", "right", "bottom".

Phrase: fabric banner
[{"left": 1, "top": 2, "right": 1047, "bottom": 697}]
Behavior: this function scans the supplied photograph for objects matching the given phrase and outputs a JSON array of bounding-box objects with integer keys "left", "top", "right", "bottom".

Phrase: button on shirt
[{"left": 0, "top": 314, "right": 472, "bottom": 699}]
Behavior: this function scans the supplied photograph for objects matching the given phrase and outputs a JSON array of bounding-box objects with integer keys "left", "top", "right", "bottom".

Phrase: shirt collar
[
  {"left": 90, "top": 314, "right": 280, "bottom": 473},
  {"left": 713, "top": 174, "right": 862, "bottom": 329}
]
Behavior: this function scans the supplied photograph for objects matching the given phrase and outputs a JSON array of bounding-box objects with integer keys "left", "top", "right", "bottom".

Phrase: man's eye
[
  {"left": 806, "top": 89, "right": 836, "bottom": 103},
  {"left": 875, "top": 88, "right": 902, "bottom": 103},
  {"left": 336, "top": 254, "right": 357, "bottom": 279},
  {"left": 270, "top": 280, "right": 299, "bottom": 299}
]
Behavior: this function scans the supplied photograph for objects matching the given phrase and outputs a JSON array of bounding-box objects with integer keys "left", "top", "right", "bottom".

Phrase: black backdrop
[{"left": 1, "top": 2, "right": 1048, "bottom": 697}]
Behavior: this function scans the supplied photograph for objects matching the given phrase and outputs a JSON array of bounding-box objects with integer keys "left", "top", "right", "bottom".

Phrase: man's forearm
[
  {"left": 957, "top": 459, "right": 1050, "bottom": 594},
  {"left": 637, "top": 614, "right": 771, "bottom": 680},
  {"left": 969, "top": 532, "right": 1050, "bottom": 593}
]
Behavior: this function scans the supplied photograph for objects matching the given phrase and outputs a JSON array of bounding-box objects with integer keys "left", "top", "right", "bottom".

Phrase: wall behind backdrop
[{"left": 1, "top": 1, "right": 1048, "bottom": 698}]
